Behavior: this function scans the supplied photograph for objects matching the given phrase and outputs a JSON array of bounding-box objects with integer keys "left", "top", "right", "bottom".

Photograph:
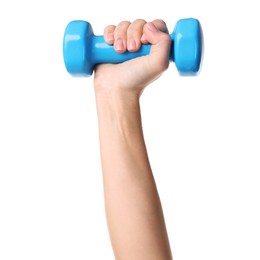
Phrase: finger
[
  {"left": 114, "top": 20, "right": 131, "bottom": 53},
  {"left": 104, "top": 25, "right": 116, "bottom": 44},
  {"left": 126, "top": 19, "right": 146, "bottom": 52},
  {"left": 141, "top": 19, "right": 168, "bottom": 44},
  {"left": 151, "top": 19, "right": 169, "bottom": 33},
  {"left": 142, "top": 22, "right": 171, "bottom": 74}
]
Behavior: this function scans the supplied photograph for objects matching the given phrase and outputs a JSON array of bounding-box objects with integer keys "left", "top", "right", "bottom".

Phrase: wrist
[
  {"left": 94, "top": 88, "right": 142, "bottom": 134},
  {"left": 94, "top": 87, "right": 140, "bottom": 110}
]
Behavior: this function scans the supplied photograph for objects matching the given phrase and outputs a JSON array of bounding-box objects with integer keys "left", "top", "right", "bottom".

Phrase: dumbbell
[{"left": 63, "top": 18, "right": 202, "bottom": 76}]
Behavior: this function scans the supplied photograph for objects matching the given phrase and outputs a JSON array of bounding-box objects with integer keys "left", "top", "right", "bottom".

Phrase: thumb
[{"left": 142, "top": 22, "right": 171, "bottom": 74}]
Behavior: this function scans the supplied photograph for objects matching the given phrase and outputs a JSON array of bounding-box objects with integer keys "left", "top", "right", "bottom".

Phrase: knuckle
[
  {"left": 117, "top": 20, "right": 131, "bottom": 28},
  {"left": 155, "top": 19, "right": 166, "bottom": 26},
  {"left": 115, "top": 21, "right": 131, "bottom": 37},
  {"left": 133, "top": 19, "right": 147, "bottom": 25},
  {"left": 153, "top": 19, "right": 168, "bottom": 33},
  {"left": 104, "top": 25, "right": 115, "bottom": 34},
  {"left": 127, "top": 19, "right": 146, "bottom": 40}
]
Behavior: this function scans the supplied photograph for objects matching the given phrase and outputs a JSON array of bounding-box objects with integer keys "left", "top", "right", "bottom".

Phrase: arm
[{"left": 94, "top": 19, "right": 172, "bottom": 260}]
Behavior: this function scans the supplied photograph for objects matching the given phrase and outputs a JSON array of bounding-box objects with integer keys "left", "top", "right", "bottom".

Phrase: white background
[{"left": 0, "top": 0, "right": 260, "bottom": 259}]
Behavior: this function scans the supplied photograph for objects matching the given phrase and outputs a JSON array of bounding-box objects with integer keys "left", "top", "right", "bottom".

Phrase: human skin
[{"left": 94, "top": 19, "right": 173, "bottom": 260}]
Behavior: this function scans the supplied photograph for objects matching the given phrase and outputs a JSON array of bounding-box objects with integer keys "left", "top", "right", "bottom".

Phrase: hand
[{"left": 94, "top": 19, "right": 171, "bottom": 97}]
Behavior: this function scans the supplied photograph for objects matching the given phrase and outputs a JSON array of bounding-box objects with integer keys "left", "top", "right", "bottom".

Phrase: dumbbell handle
[{"left": 92, "top": 35, "right": 174, "bottom": 65}]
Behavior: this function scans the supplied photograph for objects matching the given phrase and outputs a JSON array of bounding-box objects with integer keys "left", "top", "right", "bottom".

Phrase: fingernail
[
  {"left": 128, "top": 39, "right": 136, "bottom": 51},
  {"left": 115, "top": 38, "right": 124, "bottom": 51},
  {"left": 146, "top": 22, "right": 158, "bottom": 32}
]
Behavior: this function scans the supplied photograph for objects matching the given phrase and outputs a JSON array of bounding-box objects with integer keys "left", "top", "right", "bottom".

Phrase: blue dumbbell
[{"left": 63, "top": 18, "right": 202, "bottom": 76}]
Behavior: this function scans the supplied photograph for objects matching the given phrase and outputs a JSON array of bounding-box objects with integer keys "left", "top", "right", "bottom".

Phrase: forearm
[{"left": 95, "top": 91, "right": 172, "bottom": 260}]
